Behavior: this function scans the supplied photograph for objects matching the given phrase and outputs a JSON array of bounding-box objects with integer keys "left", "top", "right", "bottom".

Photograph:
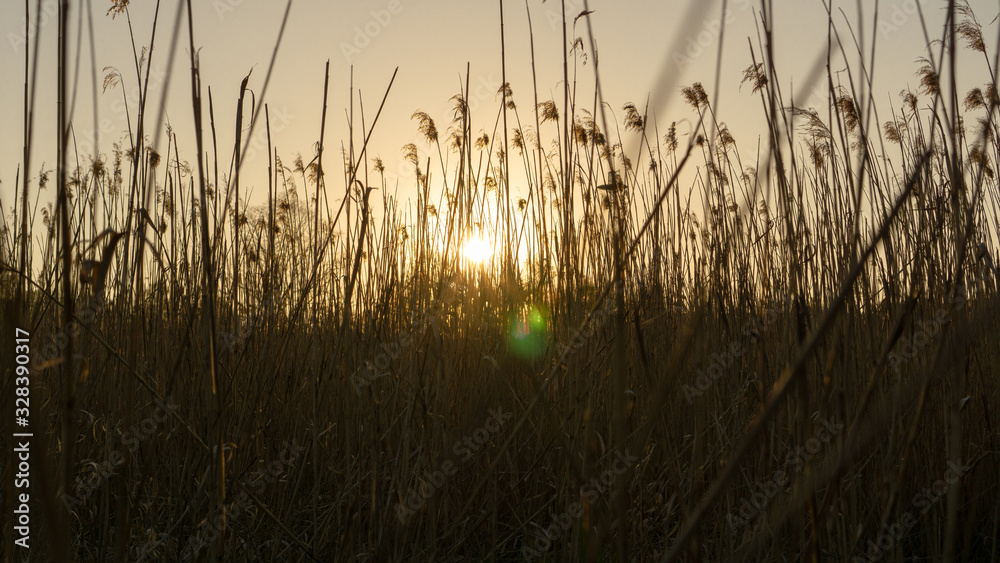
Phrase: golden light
[{"left": 461, "top": 234, "right": 492, "bottom": 265}]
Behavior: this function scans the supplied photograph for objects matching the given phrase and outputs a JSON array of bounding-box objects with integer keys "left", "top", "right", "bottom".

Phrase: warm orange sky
[{"left": 1, "top": 0, "right": 996, "bottom": 223}]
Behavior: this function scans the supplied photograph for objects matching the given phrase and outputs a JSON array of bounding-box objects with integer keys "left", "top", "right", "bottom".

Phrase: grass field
[{"left": 2, "top": 0, "right": 999, "bottom": 561}]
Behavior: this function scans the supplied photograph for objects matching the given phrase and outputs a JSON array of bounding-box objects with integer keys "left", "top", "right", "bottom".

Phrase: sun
[{"left": 461, "top": 234, "right": 493, "bottom": 265}]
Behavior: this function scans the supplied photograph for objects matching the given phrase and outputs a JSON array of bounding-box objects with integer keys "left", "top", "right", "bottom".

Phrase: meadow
[{"left": 1, "top": 0, "right": 999, "bottom": 561}]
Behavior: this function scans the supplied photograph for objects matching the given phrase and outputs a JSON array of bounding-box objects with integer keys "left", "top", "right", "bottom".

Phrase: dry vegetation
[{"left": 2, "top": 0, "right": 999, "bottom": 561}]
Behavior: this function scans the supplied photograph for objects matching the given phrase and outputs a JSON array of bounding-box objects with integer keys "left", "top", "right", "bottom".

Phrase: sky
[{"left": 1, "top": 0, "right": 996, "bottom": 229}]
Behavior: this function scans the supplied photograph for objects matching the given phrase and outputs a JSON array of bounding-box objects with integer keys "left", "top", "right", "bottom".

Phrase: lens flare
[{"left": 508, "top": 305, "right": 548, "bottom": 359}]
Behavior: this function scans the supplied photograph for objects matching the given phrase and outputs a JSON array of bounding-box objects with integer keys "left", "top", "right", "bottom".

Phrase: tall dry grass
[{"left": 1, "top": 0, "right": 999, "bottom": 561}]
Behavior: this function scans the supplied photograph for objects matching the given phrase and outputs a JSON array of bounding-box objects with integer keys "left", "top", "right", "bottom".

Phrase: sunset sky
[{"left": 1, "top": 0, "right": 994, "bottom": 219}]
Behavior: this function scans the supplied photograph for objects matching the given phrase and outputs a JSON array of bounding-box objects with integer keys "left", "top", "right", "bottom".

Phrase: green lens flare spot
[{"left": 508, "top": 305, "right": 548, "bottom": 359}]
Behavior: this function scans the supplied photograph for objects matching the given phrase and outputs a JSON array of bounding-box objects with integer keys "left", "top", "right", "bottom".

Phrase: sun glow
[{"left": 461, "top": 234, "right": 493, "bottom": 265}]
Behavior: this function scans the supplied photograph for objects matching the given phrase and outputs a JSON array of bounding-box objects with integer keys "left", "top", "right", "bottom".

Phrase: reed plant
[{"left": 1, "top": 0, "right": 999, "bottom": 561}]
